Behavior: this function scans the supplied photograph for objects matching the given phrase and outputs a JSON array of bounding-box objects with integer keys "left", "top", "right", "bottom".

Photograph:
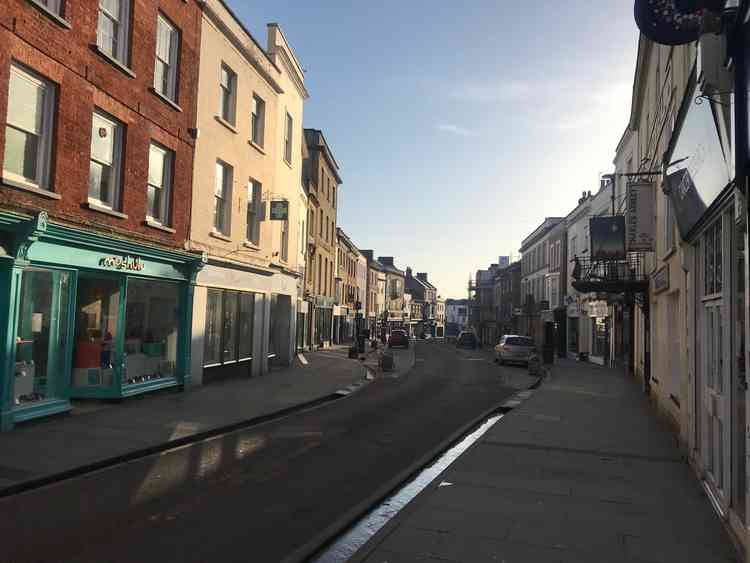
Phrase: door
[{"left": 13, "top": 267, "right": 73, "bottom": 408}]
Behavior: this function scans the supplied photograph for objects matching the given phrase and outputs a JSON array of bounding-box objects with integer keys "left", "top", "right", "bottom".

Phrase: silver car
[{"left": 495, "top": 335, "right": 536, "bottom": 365}]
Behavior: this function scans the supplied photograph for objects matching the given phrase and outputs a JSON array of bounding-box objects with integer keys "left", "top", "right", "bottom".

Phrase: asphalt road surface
[{"left": 4, "top": 341, "right": 521, "bottom": 563}]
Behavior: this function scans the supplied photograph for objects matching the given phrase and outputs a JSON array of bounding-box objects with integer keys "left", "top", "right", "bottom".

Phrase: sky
[{"left": 229, "top": 1, "right": 640, "bottom": 299}]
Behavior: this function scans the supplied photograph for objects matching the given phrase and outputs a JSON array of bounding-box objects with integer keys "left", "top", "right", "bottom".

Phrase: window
[
  {"left": 704, "top": 219, "right": 723, "bottom": 296},
  {"left": 3, "top": 64, "right": 56, "bottom": 190},
  {"left": 147, "top": 143, "right": 173, "bottom": 224},
  {"left": 89, "top": 111, "right": 123, "bottom": 209},
  {"left": 97, "top": 0, "right": 130, "bottom": 64},
  {"left": 284, "top": 112, "right": 293, "bottom": 164},
  {"left": 214, "top": 160, "right": 232, "bottom": 235},
  {"left": 219, "top": 64, "right": 237, "bottom": 124},
  {"left": 319, "top": 210, "right": 323, "bottom": 237},
  {"left": 251, "top": 95, "right": 265, "bottom": 147},
  {"left": 204, "top": 289, "right": 256, "bottom": 368},
  {"left": 332, "top": 185, "right": 336, "bottom": 209},
  {"left": 246, "top": 180, "right": 262, "bottom": 245},
  {"left": 280, "top": 219, "right": 289, "bottom": 262},
  {"left": 154, "top": 14, "right": 179, "bottom": 101},
  {"left": 38, "top": 0, "right": 63, "bottom": 15}
]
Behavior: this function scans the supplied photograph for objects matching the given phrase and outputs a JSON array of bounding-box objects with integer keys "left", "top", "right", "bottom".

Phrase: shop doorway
[
  {"left": 203, "top": 289, "right": 256, "bottom": 382},
  {"left": 13, "top": 267, "right": 73, "bottom": 411}
]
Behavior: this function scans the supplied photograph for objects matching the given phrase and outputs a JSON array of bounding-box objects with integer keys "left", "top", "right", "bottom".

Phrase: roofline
[
  {"left": 305, "top": 128, "right": 342, "bottom": 184},
  {"left": 519, "top": 217, "right": 564, "bottom": 252}
]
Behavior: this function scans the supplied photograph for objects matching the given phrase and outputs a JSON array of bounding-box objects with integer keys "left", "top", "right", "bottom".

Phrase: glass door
[{"left": 13, "top": 267, "right": 73, "bottom": 408}]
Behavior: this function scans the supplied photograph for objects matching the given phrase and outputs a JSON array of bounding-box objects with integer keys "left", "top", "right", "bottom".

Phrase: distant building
[{"left": 445, "top": 299, "right": 470, "bottom": 336}]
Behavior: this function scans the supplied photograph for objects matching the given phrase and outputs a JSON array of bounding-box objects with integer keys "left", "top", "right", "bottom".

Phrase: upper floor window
[
  {"left": 214, "top": 160, "right": 232, "bottom": 235},
  {"left": 154, "top": 14, "right": 179, "bottom": 102},
  {"left": 284, "top": 112, "right": 293, "bottom": 164},
  {"left": 251, "top": 95, "right": 265, "bottom": 147},
  {"left": 37, "top": 0, "right": 63, "bottom": 16},
  {"left": 146, "top": 142, "right": 173, "bottom": 225},
  {"left": 98, "top": 0, "right": 130, "bottom": 64},
  {"left": 219, "top": 64, "right": 237, "bottom": 125},
  {"left": 280, "top": 218, "right": 289, "bottom": 262},
  {"left": 704, "top": 219, "right": 723, "bottom": 296},
  {"left": 89, "top": 110, "right": 124, "bottom": 209},
  {"left": 664, "top": 196, "right": 675, "bottom": 254},
  {"left": 246, "top": 180, "right": 262, "bottom": 245},
  {"left": 3, "top": 64, "right": 56, "bottom": 191}
]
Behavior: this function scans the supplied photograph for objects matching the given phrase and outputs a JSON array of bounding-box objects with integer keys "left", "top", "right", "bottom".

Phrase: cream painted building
[{"left": 188, "top": 0, "right": 307, "bottom": 384}]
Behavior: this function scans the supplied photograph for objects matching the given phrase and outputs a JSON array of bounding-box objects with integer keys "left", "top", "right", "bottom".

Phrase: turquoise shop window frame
[{"left": 11, "top": 265, "right": 78, "bottom": 424}]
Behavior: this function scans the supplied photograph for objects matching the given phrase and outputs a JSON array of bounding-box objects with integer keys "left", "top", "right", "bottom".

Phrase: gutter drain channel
[{"left": 311, "top": 412, "right": 505, "bottom": 562}]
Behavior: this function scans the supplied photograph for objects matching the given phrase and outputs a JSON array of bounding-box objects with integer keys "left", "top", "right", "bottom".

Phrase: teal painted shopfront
[{"left": 0, "top": 211, "right": 205, "bottom": 431}]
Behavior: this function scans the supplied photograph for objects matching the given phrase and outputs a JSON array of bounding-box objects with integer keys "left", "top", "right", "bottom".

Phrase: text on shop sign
[{"left": 100, "top": 255, "right": 145, "bottom": 271}]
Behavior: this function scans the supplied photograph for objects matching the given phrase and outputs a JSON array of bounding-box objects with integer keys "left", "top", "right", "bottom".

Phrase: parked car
[
  {"left": 456, "top": 331, "right": 478, "bottom": 349},
  {"left": 388, "top": 329, "right": 409, "bottom": 348},
  {"left": 495, "top": 335, "right": 537, "bottom": 366}
]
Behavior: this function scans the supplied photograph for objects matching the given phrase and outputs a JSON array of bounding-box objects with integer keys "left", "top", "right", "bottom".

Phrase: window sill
[
  {"left": 2, "top": 176, "right": 61, "bottom": 199},
  {"left": 149, "top": 88, "right": 182, "bottom": 112},
  {"left": 210, "top": 230, "right": 232, "bottom": 242},
  {"left": 27, "top": 0, "right": 71, "bottom": 28},
  {"left": 86, "top": 201, "right": 128, "bottom": 219},
  {"left": 214, "top": 115, "right": 238, "bottom": 134},
  {"left": 248, "top": 140, "right": 266, "bottom": 155},
  {"left": 92, "top": 45, "right": 136, "bottom": 78},
  {"left": 243, "top": 241, "right": 260, "bottom": 250},
  {"left": 145, "top": 219, "right": 176, "bottom": 233}
]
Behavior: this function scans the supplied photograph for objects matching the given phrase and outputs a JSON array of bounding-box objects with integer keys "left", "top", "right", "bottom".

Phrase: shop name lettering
[{"left": 100, "top": 256, "right": 145, "bottom": 271}]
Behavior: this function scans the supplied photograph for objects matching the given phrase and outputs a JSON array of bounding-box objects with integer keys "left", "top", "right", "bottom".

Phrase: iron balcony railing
[{"left": 571, "top": 252, "right": 649, "bottom": 294}]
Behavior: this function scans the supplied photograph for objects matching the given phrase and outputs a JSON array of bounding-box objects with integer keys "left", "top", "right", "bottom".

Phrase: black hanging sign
[{"left": 634, "top": 0, "right": 723, "bottom": 46}]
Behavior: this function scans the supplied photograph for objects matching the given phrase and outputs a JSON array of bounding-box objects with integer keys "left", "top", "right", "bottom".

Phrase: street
[{"left": 2, "top": 341, "right": 522, "bottom": 563}]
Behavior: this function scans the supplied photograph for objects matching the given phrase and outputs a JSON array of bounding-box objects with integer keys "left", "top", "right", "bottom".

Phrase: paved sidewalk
[
  {"left": 0, "top": 346, "right": 368, "bottom": 492},
  {"left": 355, "top": 359, "right": 740, "bottom": 563}
]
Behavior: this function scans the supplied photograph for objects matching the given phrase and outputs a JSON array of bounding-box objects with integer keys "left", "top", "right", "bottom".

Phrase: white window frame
[
  {"left": 146, "top": 142, "right": 173, "bottom": 225},
  {"left": 219, "top": 64, "right": 237, "bottom": 125},
  {"left": 88, "top": 110, "right": 124, "bottom": 210},
  {"left": 246, "top": 179, "right": 262, "bottom": 245},
  {"left": 251, "top": 94, "right": 265, "bottom": 147},
  {"left": 154, "top": 13, "right": 179, "bottom": 102},
  {"left": 214, "top": 160, "right": 232, "bottom": 235},
  {"left": 97, "top": 0, "right": 131, "bottom": 65},
  {"left": 284, "top": 111, "right": 293, "bottom": 164},
  {"left": 3, "top": 63, "right": 56, "bottom": 191}
]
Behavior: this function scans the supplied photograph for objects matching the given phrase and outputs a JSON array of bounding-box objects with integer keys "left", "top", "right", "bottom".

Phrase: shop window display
[
  {"left": 14, "top": 268, "right": 70, "bottom": 405},
  {"left": 123, "top": 279, "right": 179, "bottom": 385},
  {"left": 73, "top": 276, "right": 121, "bottom": 388},
  {"left": 203, "top": 288, "right": 256, "bottom": 373}
]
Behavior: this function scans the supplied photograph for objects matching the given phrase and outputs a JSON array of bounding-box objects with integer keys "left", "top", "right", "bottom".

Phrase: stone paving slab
[
  {"left": 356, "top": 359, "right": 740, "bottom": 563},
  {"left": 0, "top": 347, "right": 367, "bottom": 491}
]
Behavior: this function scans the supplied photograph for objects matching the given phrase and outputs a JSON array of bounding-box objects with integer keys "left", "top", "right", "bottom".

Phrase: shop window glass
[
  {"left": 15, "top": 268, "right": 70, "bottom": 405},
  {"left": 223, "top": 291, "right": 238, "bottom": 363},
  {"left": 238, "top": 293, "right": 254, "bottom": 360},
  {"left": 123, "top": 279, "right": 179, "bottom": 385},
  {"left": 204, "top": 289, "right": 222, "bottom": 366},
  {"left": 73, "top": 276, "right": 120, "bottom": 387}
]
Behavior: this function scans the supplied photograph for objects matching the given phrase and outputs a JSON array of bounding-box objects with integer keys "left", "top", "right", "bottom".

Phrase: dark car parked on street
[
  {"left": 388, "top": 329, "right": 409, "bottom": 348},
  {"left": 456, "top": 331, "right": 478, "bottom": 349}
]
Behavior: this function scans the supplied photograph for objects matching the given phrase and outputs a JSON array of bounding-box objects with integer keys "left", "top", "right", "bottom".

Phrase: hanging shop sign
[
  {"left": 634, "top": 0, "right": 723, "bottom": 46},
  {"left": 626, "top": 182, "right": 655, "bottom": 251},
  {"left": 653, "top": 265, "right": 670, "bottom": 293},
  {"left": 588, "top": 301, "right": 609, "bottom": 319},
  {"left": 664, "top": 82, "right": 732, "bottom": 239},
  {"left": 590, "top": 216, "right": 626, "bottom": 260},
  {"left": 269, "top": 200, "right": 289, "bottom": 221},
  {"left": 100, "top": 255, "right": 145, "bottom": 271}
]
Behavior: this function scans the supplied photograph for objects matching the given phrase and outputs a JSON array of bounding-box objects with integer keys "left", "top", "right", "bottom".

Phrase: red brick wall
[{"left": 0, "top": 0, "right": 201, "bottom": 248}]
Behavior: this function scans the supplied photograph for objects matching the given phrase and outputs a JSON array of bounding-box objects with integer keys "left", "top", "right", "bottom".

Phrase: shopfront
[
  {"left": 315, "top": 296, "right": 334, "bottom": 348},
  {"left": 587, "top": 300, "right": 609, "bottom": 366},
  {"left": 0, "top": 211, "right": 203, "bottom": 430},
  {"left": 566, "top": 300, "right": 580, "bottom": 359}
]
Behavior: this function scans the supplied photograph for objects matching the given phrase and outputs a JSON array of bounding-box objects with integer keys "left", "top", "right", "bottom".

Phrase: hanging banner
[
  {"left": 590, "top": 216, "right": 626, "bottom": 260},
  {"left": 626, "top": 182, "right": 655, "bottom": 251}
]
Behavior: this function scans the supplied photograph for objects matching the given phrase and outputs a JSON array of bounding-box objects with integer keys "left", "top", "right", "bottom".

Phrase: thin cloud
[
  {"left": 450, "top": 79, "right": 531, "bottom": 103},
  {"left": 436, "top": 123, "right": 478, "bottom": 137}
]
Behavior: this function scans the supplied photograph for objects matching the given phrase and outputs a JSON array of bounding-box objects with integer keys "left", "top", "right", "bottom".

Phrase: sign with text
[
  {"left": 626, "top": 182, "right": 655, "bottom": 251},
  {"left": 590, "top": 216, "right": 626, "bottom": 260},
  {"left": 269, "top": 200, "right": 289, "bottom": 221},
  {"left": 100, "top": 255, "right": 145, "bottom": 271},
  {"left": 665, "top": 82, "right": 732, "bottom": 239}
]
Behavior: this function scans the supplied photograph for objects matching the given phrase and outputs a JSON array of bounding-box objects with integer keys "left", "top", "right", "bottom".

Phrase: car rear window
[{"left": 507, "top": 337, "right": 534, "bottom": 346}]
